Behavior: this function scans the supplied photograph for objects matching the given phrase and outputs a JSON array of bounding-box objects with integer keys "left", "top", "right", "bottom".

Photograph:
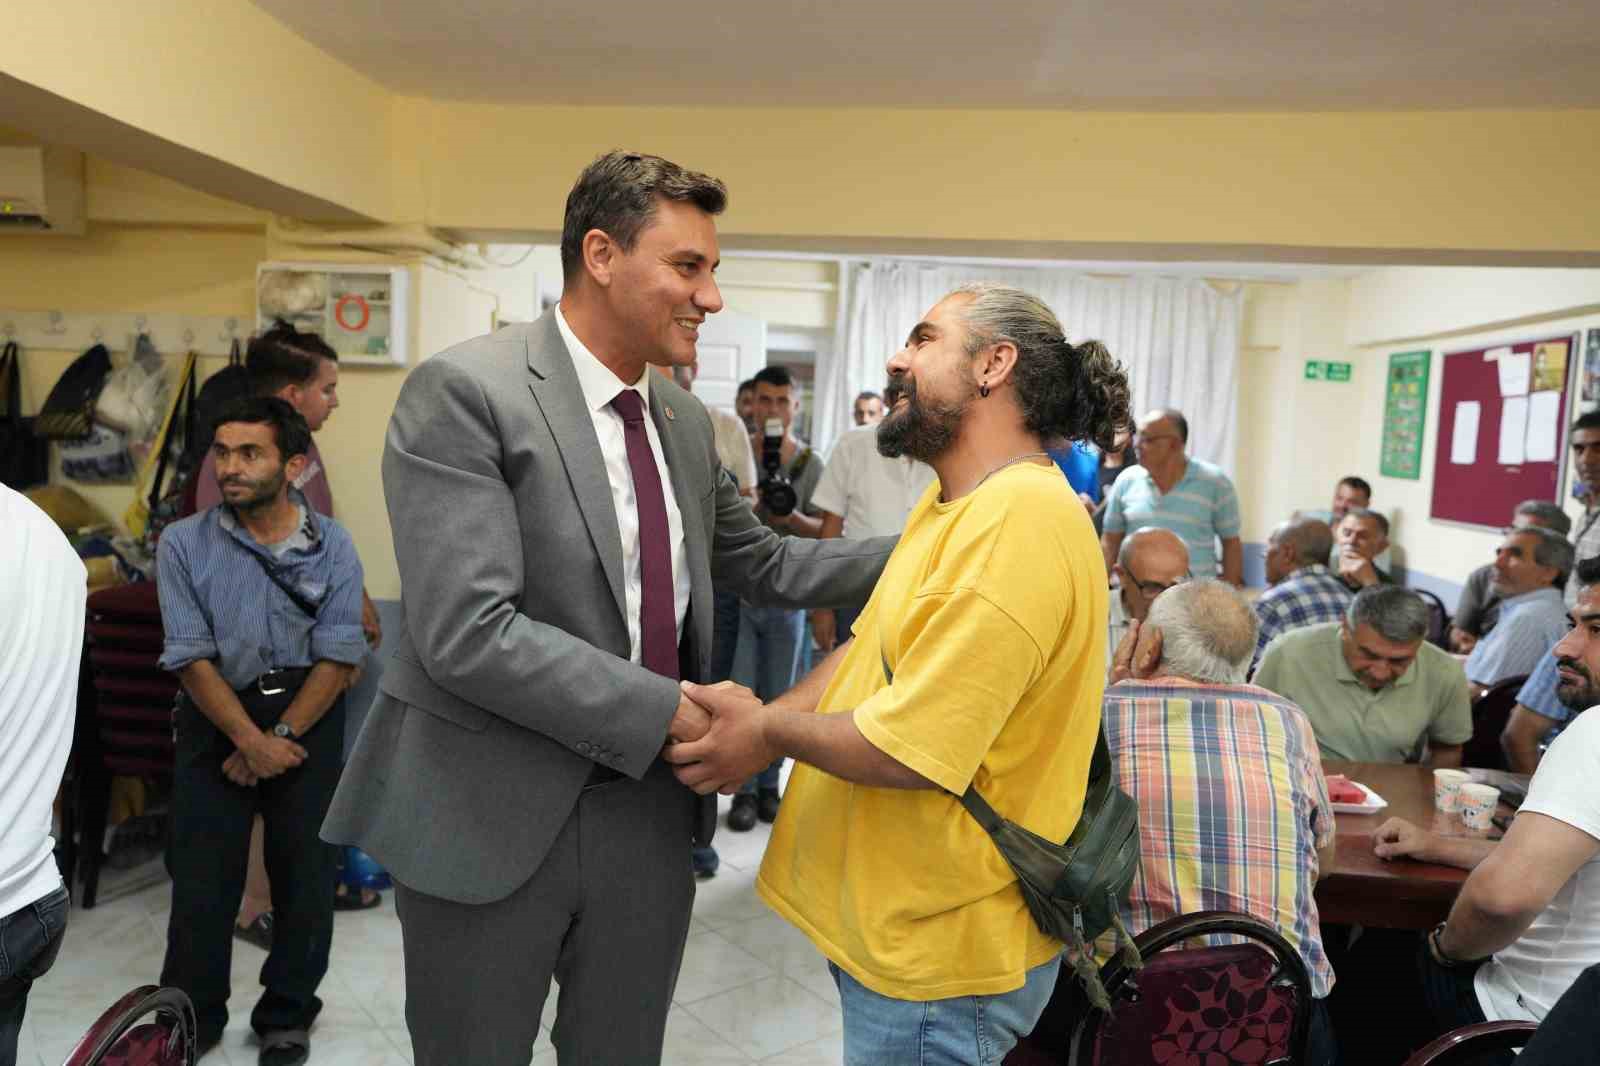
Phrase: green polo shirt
[{"left": 1253, "top": 621, "right": 1473, "bottom": 763}]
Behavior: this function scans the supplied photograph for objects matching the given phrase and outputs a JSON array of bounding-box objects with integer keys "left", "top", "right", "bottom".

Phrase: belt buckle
[{"left": 257, "top": 671, "right": 289, "bottom": 696}]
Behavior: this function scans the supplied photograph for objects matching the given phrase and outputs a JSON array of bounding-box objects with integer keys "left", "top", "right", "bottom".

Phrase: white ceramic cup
[
  {"left": 1459, "top": 783, "right": 1501, "bottom": 831},
  {"left": 1433, "top": 769, "right": 1472, "bottom": 812}
]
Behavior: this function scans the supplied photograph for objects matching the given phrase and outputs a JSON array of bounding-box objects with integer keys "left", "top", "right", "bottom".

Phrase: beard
[
  {"left": 1555, "top": 655, "right": 1600, "bottom": 712},
  {"left": 219, "top": 468, "right": 288, "bottom": 513},
  {"left": 876, "top": 374, "right": 971, "bottom": 462}
]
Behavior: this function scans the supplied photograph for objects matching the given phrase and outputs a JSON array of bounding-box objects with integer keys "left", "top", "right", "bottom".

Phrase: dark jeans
[
  {"left": 162, "top": 687, "right": 344, "bottom": 1045},
  {"left": 1415, "top": 940, "right": 1512, "bottom": 1066},
  {"left": 0, "top": 885, "right": 68, "bottom": 1066}
]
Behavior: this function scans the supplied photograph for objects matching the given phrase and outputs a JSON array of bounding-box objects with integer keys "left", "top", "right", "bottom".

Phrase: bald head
[
  {"left": 1266, "top": 517, "right": 1335, "bottom": 584},
  {"left": 1116, "top": 526, "right": 1191, "bottom": 623},
  {"left": 1145, "top": 580, "right": 1259, "bottom": 685}
]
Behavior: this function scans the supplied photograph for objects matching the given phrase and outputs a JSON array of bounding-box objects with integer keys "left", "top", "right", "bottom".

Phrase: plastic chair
[
  {"left": 1465, "top": 674, "right": 1528, "bottom": 772},
  {"left": 61, "top": 985, "right": 196, "bottom": 1066},
  {"left": 1066, "top": 911, "right": 1314, "bottom": 1066},
  {"left": 1400, "top": 1020, "right": 1538, "bottom": 1065},
  {"left": 1411, "top": 588, "right": 1453, "bottom": 650}
]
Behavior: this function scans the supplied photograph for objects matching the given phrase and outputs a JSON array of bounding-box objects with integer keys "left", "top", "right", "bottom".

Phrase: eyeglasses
[{"left": 1123, "top": 566, "right": 1191, "bottom": 599}]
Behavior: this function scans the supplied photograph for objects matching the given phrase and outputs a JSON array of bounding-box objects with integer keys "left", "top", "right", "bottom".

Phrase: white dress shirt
[
  {"left": 555, "top": 308, "right": 691, "bottom": 662},
  {"left": 0, "top": 486, "right": 85, "bottom": 918},
  {"left": 811, "top": 425, "right": 937, "bottom": 540}
]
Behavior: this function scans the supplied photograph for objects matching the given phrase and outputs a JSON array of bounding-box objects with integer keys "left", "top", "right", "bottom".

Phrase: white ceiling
[{"left": 253, "top": 0, "right": 1600, "bottom": 110}]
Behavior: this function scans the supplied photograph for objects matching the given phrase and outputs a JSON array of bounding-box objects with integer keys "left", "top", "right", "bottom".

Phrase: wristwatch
[{"left": 271, "top": 721, "right": 297, "bottom": 739}]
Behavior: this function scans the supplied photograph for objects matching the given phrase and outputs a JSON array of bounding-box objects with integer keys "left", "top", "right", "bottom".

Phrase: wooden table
[{"left": 1314, "top": 761, "right": 1523, "bottom": 930}]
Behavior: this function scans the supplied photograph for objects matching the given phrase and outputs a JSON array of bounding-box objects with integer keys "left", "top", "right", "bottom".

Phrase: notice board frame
[{"left": 1429, "top": 332, "right": 1579, "bottom": 530}]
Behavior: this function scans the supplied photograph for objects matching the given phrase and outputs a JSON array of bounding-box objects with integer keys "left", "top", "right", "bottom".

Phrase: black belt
[{"left": 252, "top": 667, "right": 311, "bottom": 696}]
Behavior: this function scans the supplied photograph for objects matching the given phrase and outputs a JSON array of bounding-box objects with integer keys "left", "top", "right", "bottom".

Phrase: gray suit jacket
[{"left": 322, "top": 313, "right": 893, "bottom": 904}]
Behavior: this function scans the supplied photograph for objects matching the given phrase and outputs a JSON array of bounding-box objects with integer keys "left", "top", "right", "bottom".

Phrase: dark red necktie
[{"left": 610, "top": 389, "right": 679, "bottom": 680}]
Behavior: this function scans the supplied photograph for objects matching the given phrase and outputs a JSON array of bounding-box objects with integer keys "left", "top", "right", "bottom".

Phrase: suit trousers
[
  {"left": 394, "top": 758, "right": 697, "bottom": 1066},
  {"left": 161, "top": 687, "right": 344, "bottom": 1045}
]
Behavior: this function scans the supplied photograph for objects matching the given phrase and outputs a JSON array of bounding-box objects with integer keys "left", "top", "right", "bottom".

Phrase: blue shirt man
[
  {"left": 155, "top": 396, "right": 364, "bottom": 1058},
  {"left": 1464, "top": 528, "right": 1573, "bottom": 692}
]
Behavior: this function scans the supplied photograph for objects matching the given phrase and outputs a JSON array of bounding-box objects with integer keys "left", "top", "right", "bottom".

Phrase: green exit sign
[{"left": 1305, "top": 360, "right": 1352, "bottom": 382}]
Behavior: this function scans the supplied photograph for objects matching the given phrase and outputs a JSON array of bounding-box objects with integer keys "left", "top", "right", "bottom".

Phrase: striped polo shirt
[
  {"left": 1102, "top": 458, "right": 1242, "bottom": 577},
  {"left": 1102, "top": 678, "right": 1337, "bottom": 997}
]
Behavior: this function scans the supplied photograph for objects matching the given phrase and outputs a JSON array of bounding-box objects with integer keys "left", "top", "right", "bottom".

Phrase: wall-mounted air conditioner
[{"left": 0, "top": 146, "right": 85, "bottom": 235}]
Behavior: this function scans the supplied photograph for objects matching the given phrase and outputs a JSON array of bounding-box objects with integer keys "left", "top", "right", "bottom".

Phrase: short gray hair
[
  {"left": 1514, "top": 499, "right": 1573, "bottom": 537},
  {"left": 1515, "top": 525, "right": 1576, "bottom": 584},
  {"left": 1346, "top": 586, "right": 1430, "bottom": 644},
  {"left": 1145, "top": 579, "right": 1259, "bottom": 685},
  {"left": 949, "top": 283, "right": 1131, "bottom": 451},
  {"left": 1342, "top": 507, "right": 1390, "bottom": 537}
]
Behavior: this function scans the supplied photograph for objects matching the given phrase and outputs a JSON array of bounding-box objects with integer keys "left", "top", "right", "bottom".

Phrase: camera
[{"left": 756, "top": 417, "right": 797, "bottom": 517}]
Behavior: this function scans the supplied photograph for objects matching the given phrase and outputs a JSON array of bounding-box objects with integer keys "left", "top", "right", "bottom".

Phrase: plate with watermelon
[{"left": 1326, "top": 774, "right": 1387, "bottom": 814}]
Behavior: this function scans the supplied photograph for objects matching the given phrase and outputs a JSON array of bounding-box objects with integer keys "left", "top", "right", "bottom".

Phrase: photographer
[{"left": 728, "top": 365, "right": 828, "bottom": 832}]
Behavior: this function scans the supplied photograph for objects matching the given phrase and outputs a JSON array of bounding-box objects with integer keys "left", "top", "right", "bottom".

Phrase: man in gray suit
[{"left": 322, "top": 151, "right": 893, "bottom": 1065}]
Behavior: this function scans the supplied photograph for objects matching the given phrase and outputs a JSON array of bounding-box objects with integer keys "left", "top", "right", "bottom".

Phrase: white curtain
[{"left": 816, "top": 260, "right": 1243, "bottom": 472}]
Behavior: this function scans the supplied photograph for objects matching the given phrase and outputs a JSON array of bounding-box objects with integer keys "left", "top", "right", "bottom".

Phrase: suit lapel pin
[{"left": 664, "top": 405, "right": 675, "bottom": 421}]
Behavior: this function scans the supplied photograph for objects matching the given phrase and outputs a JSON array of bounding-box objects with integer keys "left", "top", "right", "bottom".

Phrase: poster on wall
[
  {"left": 1583, "top": 328, "right": 1600, "bottom": 406},
  {"left": 1380, "top": 349, "right": 1431, "bottom": 479}
]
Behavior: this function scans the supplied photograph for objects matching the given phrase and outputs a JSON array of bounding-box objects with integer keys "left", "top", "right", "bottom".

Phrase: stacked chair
[{"left": 75, "top": 582, "right": 179, "bottom": 908}]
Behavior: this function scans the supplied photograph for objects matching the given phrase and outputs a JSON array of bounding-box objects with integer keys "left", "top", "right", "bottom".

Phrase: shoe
[
  {"left": 727, "top": 794, "right": 758, "bottom": 832},
  {"left": 234, "top": 911, "right": 273, "bottom": 951},
  {"left": 757, "top": 787, "right": 782, "bottom": 823},
  {"left": 333, "top": 886, "right": 384, "bottom": 911},
  {"left": 691, "top": 846, "right": 720, "bottom": 879}
]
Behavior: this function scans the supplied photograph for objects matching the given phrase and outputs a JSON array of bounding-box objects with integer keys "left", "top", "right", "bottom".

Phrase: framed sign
[
  {"left": 256, "top": 262, "right": 410, "bottom": 366},
  {"left": 1380, "top": 349, "right": 1430, "bottom": 479}
]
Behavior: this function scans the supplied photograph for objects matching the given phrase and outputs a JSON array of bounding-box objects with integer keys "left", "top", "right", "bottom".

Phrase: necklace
[{"left": 971, "top": 451, "right": 1050, "bottom": 492}]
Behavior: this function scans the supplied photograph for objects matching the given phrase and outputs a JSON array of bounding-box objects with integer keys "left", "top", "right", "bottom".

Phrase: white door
[{"left": 693, "top": 307, "right": 766, "bottom": 411}]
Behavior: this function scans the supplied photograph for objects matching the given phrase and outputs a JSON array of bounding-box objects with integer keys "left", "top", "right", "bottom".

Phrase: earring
[{"left": 979, "top": 383, "right": 990, "bottom": 398}]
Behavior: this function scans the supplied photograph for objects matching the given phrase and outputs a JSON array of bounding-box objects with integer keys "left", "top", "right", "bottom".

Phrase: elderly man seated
[
  {"left": 1463, "top": 525, "right": 1573, "bottom": 697},
  {"left": 1374, "top": 554, "right": 1600, "bottom": 1037},
  {"left": 1254, "top": 517, "right": 1352, "bottom": 669},
  {"left": 1104, "top": 580, "right": 1338, "bottom": 1065},
  {"left": 1451, "top": 500, "right": 1572, "bottom": 654},
  {"left": 1333, "top": 508, "right": 1397, "bottom": 591},
  {"left": 1107, "top": 527, "right": 1190, "bottom": 655},
  {"left": 1255, "top": 586, "right": 1472, "bottom": 766}
]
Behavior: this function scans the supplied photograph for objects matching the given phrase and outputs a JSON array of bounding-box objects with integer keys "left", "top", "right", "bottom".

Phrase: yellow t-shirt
[{"left": 756, "top": 461, "right": 1108, "bottom": 1000}]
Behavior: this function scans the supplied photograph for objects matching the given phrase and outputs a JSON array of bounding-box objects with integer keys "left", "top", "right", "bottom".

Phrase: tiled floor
[{"left": 16, "top": 798, "right": 844, "bottom": 1066}]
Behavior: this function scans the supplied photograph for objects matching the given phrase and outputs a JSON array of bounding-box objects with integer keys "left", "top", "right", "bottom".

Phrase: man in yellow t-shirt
[{"left": 665, "top": 283, "right": 1131, "bottom": 1064}]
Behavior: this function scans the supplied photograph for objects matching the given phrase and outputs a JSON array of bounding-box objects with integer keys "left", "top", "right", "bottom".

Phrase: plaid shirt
[
  {"left": 1102, "top": 679, "right": 1337, "bottom": 997},
  {"left": 1252, "top": 565, "right": 1354, "bottom": 669}
]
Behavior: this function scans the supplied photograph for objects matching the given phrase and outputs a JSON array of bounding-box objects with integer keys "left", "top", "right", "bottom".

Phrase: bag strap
[
  {"left": 247, "top": 548, "right": 320, "bottom": 619},
  {"left": 1, "top": 341, "right": 19, "bottom": 426},
  {"left": 145, "top": 352, "right": 198, "bottom": 509},
  {"left": 229, "top": 336, "right": 242, "bottom": 368}
]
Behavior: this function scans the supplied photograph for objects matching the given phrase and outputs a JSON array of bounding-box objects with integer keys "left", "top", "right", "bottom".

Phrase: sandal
[
  {"left": 333, "top": 886, "right": 383, "bottom": 911},
  {"left": 257, "top": 1028, "right": 309, "bottom": 1066}
]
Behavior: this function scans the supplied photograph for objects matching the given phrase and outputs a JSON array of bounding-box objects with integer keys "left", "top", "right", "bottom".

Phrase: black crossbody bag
[{"left": 880, "top": 647, "right": 1142, "bottom": 1008}]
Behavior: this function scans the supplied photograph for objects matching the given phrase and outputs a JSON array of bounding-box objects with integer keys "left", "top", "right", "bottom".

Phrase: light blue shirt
[
  {"left": 157, "top": 490, "right": 367, "bottom": 690},
  {"left": 1465, "top": 586, "right": 1568, "bottom": 687},
  {"left": 1102, "top": 457, "right": 1242, "bottom": 577}
]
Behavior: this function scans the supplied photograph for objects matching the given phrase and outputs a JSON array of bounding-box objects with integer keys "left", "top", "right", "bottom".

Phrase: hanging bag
[
  {"left": 34, "top": 343, "right": 113, "bottom": 439},
  {"left": 880, "top": 646, "right": 1143, "bottom": 1010},
  {"left": 126, "top": 351, "right": 196, "bottom": 540},
  {"left": 0, "top": 341, "right": 51, "bottom": 490}
]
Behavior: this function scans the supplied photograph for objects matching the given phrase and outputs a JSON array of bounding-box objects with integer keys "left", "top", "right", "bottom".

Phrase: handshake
[{"left": 661, "top": 680, "right": 782, "bottom": 795}]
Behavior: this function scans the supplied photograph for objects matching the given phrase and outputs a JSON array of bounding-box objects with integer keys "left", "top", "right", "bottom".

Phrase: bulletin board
[{"left": 1430, "top": 333, "right": 1578, "bottom": 529}]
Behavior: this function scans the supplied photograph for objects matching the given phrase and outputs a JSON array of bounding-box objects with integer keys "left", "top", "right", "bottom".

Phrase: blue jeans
[
  {"left": 0, "top": 885, "right": 69, "bottom": 1065},
  {"left": 831, "top": 955, "right": 1060, "bottom": 1066},
  {"left": 732, "top": 602, "right": 807, "bottom": 795}
]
